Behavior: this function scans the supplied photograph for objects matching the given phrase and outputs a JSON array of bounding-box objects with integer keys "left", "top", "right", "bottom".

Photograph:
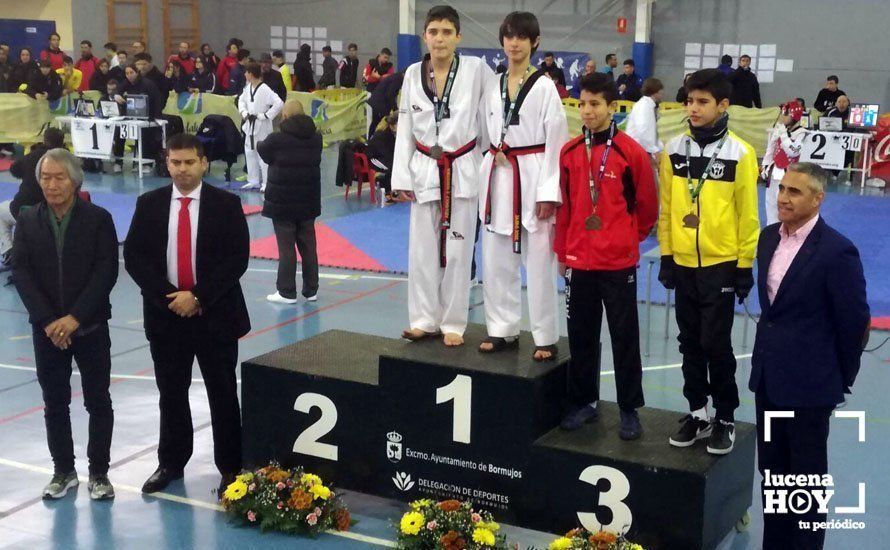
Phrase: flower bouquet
[
  {"left": 547, "top": 528, "right": 644, "bottom": 550},
  {"left": 221, "top": 462, "right": 351, "bottom": 536},
  {"left": 396, "top": 499, "right": 509, "bottom": 549}
]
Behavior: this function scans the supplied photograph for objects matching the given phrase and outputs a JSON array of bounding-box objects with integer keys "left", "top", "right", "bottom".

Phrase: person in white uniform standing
[
  {"left": 477, "top": 11, "right": 568, "bottom": 361},
  {"left": 392, "top": 5, "right": 493, "bottom": 347},
  {"left": 761, "top": 100, "right": 806, "bottom": 225},
  {"left": 239, "top": 61, "right": 283, "bottom": 191}
]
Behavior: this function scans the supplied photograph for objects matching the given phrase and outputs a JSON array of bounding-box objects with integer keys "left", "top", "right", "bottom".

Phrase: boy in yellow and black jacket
[{"left": 657, "top": 69, "right": 759, "bottom": 456}]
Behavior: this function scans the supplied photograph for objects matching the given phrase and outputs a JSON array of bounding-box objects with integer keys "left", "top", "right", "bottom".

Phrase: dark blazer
[
  {"left": 749, "top": 217, "right": 870, "bottom": 408},
  {"left": 258, "top": 116, "right": 322, "bottom": 221},
  {"left": 123, "top": 183, "right": 251, "bottom": 341},
  {"left": 9, "top": 144, "right": 50, "bottom": 219},
  {"left": 12, "top": 199, "right": 119, "bottom": 329}
]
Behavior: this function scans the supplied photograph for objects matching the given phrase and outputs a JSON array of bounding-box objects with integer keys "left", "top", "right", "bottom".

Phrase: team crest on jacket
[{"left": 709, "top": 160, "right": 726, "bottom": 179}]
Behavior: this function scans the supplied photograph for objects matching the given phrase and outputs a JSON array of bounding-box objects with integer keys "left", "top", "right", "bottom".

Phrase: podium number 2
[
  {"left": 436, "top": 374, "right": 472, "bottom": 444},
  {"left": 292, "top": 393, "right": 339, "bottom": 461},
  {"left": 577, "top": 465, "right": 633, "bottom": 533}
]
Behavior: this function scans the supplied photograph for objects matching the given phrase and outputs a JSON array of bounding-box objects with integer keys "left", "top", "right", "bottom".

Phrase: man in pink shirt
[{"left": 750, "top": 162, "right": 870, "bottom": 550}]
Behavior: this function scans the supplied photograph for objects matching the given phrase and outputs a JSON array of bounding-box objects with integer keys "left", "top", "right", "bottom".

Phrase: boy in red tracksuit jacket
[{"left": 554, "top": 73, "right": 658, "bottom": 439}]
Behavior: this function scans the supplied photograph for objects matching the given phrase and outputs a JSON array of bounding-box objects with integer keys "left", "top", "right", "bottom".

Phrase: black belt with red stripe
[
  {"left": 484, "top": 142, "right": 546, "bottom": 253},
  {"left": 415, "top": 139, "right": 478, "bottom": 267}
]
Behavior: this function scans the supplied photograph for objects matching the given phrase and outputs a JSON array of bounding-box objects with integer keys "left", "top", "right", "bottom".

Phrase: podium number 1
[
  {"left": 292, "top": 393, "right": 339, "bottom": 461},
  {"left": 436, "top": 374, "right": 472, "bottom": 444},
  {"left": 89, "top": 123, "right": 99, "bottom": 150}
]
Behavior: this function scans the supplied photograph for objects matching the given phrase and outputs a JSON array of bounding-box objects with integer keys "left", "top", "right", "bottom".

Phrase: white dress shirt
[{"left": 167, "top": 183, "right": 202, "bottom": 288}]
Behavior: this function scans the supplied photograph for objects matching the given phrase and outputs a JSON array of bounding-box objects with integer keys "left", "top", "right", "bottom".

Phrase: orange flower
[
  {"left": 440, "top": 530, "right": 467, "bottom": 550},
  {"left": 266, "top": 469, "right": 290, "bottom": 483},
  {"left": 437, "top": 500, "right": 461, "bottom": 512},
  {"left": 334, "top": 508, "right": 351, "bottom": 531},
  {"left": 288, "top": 488, "right": 313, "bottom": 510},
  {"left": 565, "top": 528, "right": 581, "bottom": 538},
  {"left": 589, "top": 531, "right": 618, "bottom": 548}
]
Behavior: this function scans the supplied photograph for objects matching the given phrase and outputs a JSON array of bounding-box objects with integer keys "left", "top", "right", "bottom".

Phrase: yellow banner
[
  {"left": 564, "top": 101, "right": 780, "bottom": 158},
  {"left": 0, "top": 89, "right": 369, "bottom": 146}
]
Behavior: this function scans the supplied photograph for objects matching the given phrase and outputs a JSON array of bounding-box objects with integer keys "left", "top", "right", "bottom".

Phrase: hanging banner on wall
[{"left": 456, "top": 48, "right": 589, "bottom": 95}]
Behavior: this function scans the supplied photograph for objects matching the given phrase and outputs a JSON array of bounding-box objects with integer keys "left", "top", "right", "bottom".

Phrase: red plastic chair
[{"left": 345, "top": 152, "right": 378, "bottom": 203}]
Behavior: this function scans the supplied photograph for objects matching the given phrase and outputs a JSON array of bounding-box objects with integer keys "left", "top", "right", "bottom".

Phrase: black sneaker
[
  {"left": 560, "top": 403, "right": 599, "bottom": 431},
  {"left": 706, "top": 420, "right": 735, "bottom": 455},
  {"left": 669, "top": 414, "right": 712, "bottom": 447},
  {"left": 619, "top": 409, "right": 642, "bottom": 440}
]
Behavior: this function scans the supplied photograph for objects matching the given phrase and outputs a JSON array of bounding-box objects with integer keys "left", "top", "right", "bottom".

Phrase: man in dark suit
[
  {"left": 124, "top": 133, "right": 250, "bottom": 497},
  {"left": 750, "top": 162, "right": 869, "bottom": 550},
  {"left": 13, "top": 148, "right": 118, "bottom": 501}
]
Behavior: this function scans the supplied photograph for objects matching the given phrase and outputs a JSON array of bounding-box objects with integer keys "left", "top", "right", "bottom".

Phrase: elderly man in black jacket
[
  {"left": 259, "top": 103, "right": 322, "bottom": 304},
  {"left": 0, "top": 128, "right": 66, "bottom": 268},
  {"left": 13, "top": 148, "right": 119, "bottom": 501}
]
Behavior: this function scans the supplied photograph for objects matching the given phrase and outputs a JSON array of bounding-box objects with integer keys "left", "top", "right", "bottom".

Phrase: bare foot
[
  {"left": 533, "top": 349, "right": 553, "bottom": 361},
  {"left": 479, "top": 341, "right": 494, "bottom": 352},
  {"left": 443, "top": 333, "right": 464, "bottom": 346}
]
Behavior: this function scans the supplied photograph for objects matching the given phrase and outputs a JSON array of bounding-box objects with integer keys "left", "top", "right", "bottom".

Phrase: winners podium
[{"left": 242, "top": 327, "right": 754, "bottom": 549}]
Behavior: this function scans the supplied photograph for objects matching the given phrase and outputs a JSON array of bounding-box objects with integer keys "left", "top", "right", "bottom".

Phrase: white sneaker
[
  {"left": 241, "top": 182, "right": 261, "bottom": 190},
  {"left": 305, "top": 294, "right": 317, "bottom": 302},
  {"left": 267, "top": 292, "right": 298, "bottom": 304}
]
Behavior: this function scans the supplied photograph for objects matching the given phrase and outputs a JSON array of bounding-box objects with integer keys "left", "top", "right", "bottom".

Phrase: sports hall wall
[{"left": 58, "top": 0, "right": 889, "bottom": 109}]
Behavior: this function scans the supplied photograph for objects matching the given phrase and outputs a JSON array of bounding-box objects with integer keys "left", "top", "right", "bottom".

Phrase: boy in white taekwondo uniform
[
  {"left": 392, "top": 5, "right": 493, "bottom": 347},
  {"left": 760, "top": 100, "right": 806, "bottom": 225},
  {"left": 239, "top": 61, "right": 283, "bottom": 191},
  {"left": 477, "top": 11, "right": 568, "bottom": 361}
]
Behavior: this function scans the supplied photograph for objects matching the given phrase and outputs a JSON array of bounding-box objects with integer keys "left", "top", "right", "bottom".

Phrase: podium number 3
[
  {"left": 577, "top": 465, "right": 633, "bottom": 533},
  {"left": 436, "top": 374, "right": 472, "bottom": 444},
  {"left": 293, "top": 393, "right": 339, "bottom": 461}
]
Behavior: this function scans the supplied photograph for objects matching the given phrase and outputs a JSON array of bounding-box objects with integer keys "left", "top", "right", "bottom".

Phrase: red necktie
[{"left": 177, "top": 197, "right": 195, "bottom": 290}]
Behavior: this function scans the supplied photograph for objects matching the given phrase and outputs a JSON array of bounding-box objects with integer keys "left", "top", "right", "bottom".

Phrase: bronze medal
[
  {"left": 683, "top": 213, "right": 700, "bottom": 229},
  {"left": 430, "top": 145, "right": 444, "bottom": 159},
  {"left": 495, "top": 151, "right": 508, "bottom": 166},
  {"left": 585, "top": 214, "right": 602, "bottom": 231}
]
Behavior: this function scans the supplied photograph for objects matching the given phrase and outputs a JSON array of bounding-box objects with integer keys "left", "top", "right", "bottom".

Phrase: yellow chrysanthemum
[
  {"left": 628, "top": 545, "right": 645, "bottom": 550},
  {"left": 410, "top": 499, "right": 434, "bottom": 510},
  {"left": 548, "top": 537, "right": 573, "bottom": 550},
  {"left": 223, "top": 480, "right": 248, "bottom": 501},
  {"left": 479, "top": 521, "right": 500, "bottom": 532},
  {"left": 400, "top": 511, "right": 425, "bottom": 535},
  {"left": 308, "top": 484, "right": 332, "bottom": 500},
  {"left": 472, "top": 528, "right": 496, "bottom": 546},
  {"left": 236, "top": 472, "right": 254, "bottom": 484},
  {"left": 301, "top": 473, "right": 323, "bottom": 486}
]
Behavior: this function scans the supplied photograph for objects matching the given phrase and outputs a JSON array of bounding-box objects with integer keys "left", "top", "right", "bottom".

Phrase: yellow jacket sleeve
[
  {"left": 734, "top": 142, "right": 761, "bottom": 268},
  {"left": 657, "top": 149, "right": 673, "bottom": 257}
]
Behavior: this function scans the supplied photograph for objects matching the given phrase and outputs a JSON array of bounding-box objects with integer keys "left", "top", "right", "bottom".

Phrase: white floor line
[
  {"left": 1, "top": 355, "right": 753, "bottom": 384},
  {"left": 246, "top": 267, "right": 408, "bottom": 282},
  {"left": 0, "top": 456, "right": 398, "bottom": 548},
  {"left": 0, "top": 362, "right": 236, "bottom": 385},
  {"left": 601, "top": 353, "right": 754, "bottom": 376}
]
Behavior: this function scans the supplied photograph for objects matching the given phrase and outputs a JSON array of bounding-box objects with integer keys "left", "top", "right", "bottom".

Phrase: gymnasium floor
[{"left": 0, "top": 150, "right": 888, "bottom": 549}]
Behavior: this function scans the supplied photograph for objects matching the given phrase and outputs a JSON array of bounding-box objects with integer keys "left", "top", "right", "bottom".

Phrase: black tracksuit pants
[
  {"left": 566, "top": 267, "right": 644, "bottom": 411},
  {"left": 674, "top": 260, "right": 739, "bottom": 421}
]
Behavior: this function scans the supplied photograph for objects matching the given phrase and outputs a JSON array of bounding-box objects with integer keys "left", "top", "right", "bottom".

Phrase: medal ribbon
[
  {"left": 684, "top": 133, "right": 728, "bottom": 203},
  {"left": 584, "top": 121, "right": 617, "bottom": 212},
  {"left": 429, "top": 55, "right": 460, "bottom": 147}
]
